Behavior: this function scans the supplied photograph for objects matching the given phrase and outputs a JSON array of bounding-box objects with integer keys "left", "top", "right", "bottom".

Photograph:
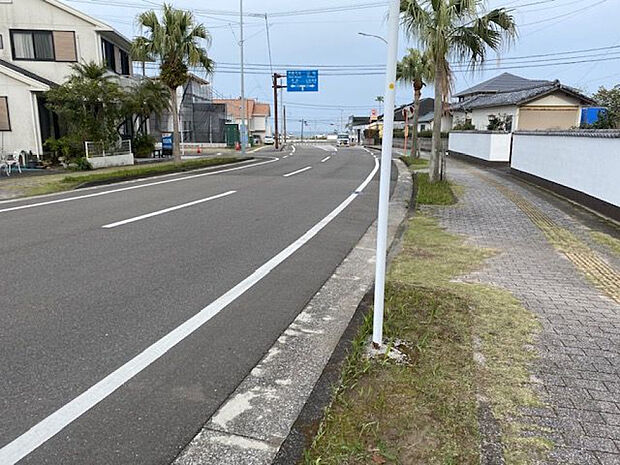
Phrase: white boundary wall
[
  {"left": 88, "top": 154, "right": 135, "bottom": 169},
  {"left": 448, "top": 131, "right": 512, "bottom": 162},
  {"left": 511, "top": 131, "right": 620, "bottom": 207}
]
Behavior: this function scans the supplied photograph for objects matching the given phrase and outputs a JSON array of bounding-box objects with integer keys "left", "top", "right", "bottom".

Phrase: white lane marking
[
  {"left": 283, "top": 166, "right": 312, "bottom": 178},
  {"left": 283, "top": 155, "right": 288, "bottom": 159},
  {"left": 291, "top": 145, "right": 296, "bottom": 154},
  {"left": 0, "top": 156, "right": 379, "bottom": 465},
  {"left": 315, "top": 145, "right": 337, "bottom": 152},
  {"left": 0, "top": 158, "right": 278, "bottom": 214},
  {"left": 102, "top": 191, "right": 236, "bottom": 229},
  {"left": 320, "top": 156, "right": 331, "bottom": 163}
]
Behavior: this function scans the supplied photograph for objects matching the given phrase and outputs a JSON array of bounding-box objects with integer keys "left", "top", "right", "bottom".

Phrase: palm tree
[
  {"left": 133, "top": 4, "right": 214, "bottom": 161},
  {"left": 397, "top": 49, "right": 433, "bottom": 159},
  {"left": 401, "top": 0, "right": 516, "bottom": 182},
  {"left": 375, "top": 95, "right": 384, "bottom": 115},
  {"left": 127, "top": 79, "right": 171, "bottom": 135}
]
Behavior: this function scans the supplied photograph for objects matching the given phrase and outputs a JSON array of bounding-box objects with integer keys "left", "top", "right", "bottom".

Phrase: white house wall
[
  {"left": 511, "top": 133, "right": 620, "bottom": 207},
  {"left": 470, "top": 105, "right": 518, "bottom": 131},
  {"left": 0, "top": 71, "right": 46, "bottom": 154},
  {"left": 0, "top": 0, "right": 105, "bottom": 84}
]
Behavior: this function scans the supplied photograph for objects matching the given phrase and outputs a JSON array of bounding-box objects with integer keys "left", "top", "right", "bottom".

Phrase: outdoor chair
[
  {"left": 7, "top": 151, "right": 22, "bottom": 175},
  {"left": 0, "top": 153, "right": 9, "bottom": 176}
]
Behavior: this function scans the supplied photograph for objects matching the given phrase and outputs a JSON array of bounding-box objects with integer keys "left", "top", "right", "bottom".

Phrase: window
[
  {"left": 102, "top": 39, "right": 131, "bottom": 76},
  {"left": 102, "top": 39, "right": 116, "bottom": 72},
  {"left": 0, "top": 97, "right": 11, "bottom": 131},
  {"left": 120, "top": 49, "right": 130, "bottom": 75},
  {"left": 0, "top": 34, "right": 4, "bottom": 50},
  {"left": 11, "top": 30, "right": 54, "bottom": 60}
]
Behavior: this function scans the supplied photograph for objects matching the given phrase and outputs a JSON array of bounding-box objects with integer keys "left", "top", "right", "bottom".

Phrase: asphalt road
[{"left": 0, "top": 144, "right": 391, "bottom": 464}]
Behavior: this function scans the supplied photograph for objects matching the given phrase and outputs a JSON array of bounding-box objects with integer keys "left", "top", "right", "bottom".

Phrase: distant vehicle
[
  {"left": 337, "top": 134, "right": 349, "bottom": 147},
  {"left": 252, "top": 135, "right": 262, "bottom": 145},
  {"left": 263, "top": 135, "right": 275, "bottom": 145}
]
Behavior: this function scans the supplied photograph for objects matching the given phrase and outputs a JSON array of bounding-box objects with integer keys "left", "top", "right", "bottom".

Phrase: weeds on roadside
[{"left": 304, "top": 212, "right": 546, "bottom": 465}]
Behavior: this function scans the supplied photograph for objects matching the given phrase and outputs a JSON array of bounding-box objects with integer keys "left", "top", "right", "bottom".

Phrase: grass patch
[
  {"left": 415, "top": 172, "right": 456, "bottom": 206},
  {"left": 399, "top": 156, "right": 429, "bottom": 169},
  {"left": 304, "top": 213, "right": 546, "bottom": 465},
  {"left": 591, "top": 231, "right": 620, "bottom": 256},
  {"left": 61, "top": 157, "right": 248, "bottom": 186},
  {"left": 22, "top": 157, "right": 248, "bottom": 196}
]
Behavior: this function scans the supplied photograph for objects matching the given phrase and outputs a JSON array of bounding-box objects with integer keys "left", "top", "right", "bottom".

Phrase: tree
[
  {"left": 397, "top": 48, "right": 433, "bottom": 158},
  {"left": 401, "top": 0, "right": 516, "bottom": 182},
  {"left": 592, "top": 85, "right": 620, "bottom": 129},
  {"left": 375, "top": 95, "right": 384, "bottom": 115},
  {"left": 133, "top": 3, "right": 215, "bottom": 161},
  {"left": 45, "top": 62, "right": 127, "bottom": 156},
  {"left": 126, "top": 78, "right": 171, "bottom": 135}
]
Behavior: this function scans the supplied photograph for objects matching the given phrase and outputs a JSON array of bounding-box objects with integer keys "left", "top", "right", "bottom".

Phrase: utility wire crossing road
[{"left": 0, "top": 145, "right": 388, "bottom": 465}]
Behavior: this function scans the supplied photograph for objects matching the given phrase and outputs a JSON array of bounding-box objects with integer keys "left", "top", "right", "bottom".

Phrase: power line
[{"left": 519, "top": 0, "right": 608, "bottom": 27}]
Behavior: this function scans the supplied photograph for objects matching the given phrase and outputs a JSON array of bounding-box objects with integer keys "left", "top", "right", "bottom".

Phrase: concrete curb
[{"left": 173, "top": 159, "right": 414, "bottom": 465}]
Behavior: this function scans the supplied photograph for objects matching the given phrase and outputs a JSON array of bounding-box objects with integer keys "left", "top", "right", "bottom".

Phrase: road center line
[
  {"left": 321, "top": 156, "right": 331, "bottom": 163},
  {"left": 0, "top": 158, "right": 278, "bottom": 214},
  {"left": 0, "top": 155, "right": 379, "bottom": 465},
  {"left": 102, "top": 191, "right": 236, "bottom": 229},
  {"left": 283, "top": 166, "right": 312, "bottom": 177}
]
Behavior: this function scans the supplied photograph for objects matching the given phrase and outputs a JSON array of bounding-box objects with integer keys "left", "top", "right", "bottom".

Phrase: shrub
[
  {"left": 133, "top": 134, "right": 157, "bottom": 158},
  {"left": 452, "top": 120, "right": 475, "bottom": 131},
  {"left": 418, "top": 130, "right": 449, "bottom": 138},
  {"left": 73, "top": 157, "right": 93, "bottom": 171}
]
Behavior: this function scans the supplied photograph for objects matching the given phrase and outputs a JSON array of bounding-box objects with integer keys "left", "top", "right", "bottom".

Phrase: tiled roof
[
  {"left": 418, "top": 111, "right": 434, "bottom": 123},
  {"left": 453, "top": 72, "right": 551, "bottom": 98},
  {"left": 451, "top": 82, "right": 596, "bottom": 111},
  {"left": 381, "top": 98, "right": 434, "bottom": 121}
]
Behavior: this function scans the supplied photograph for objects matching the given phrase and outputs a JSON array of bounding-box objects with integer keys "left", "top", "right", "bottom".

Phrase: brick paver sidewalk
[{"left": 429, "top": 159, "right": 620, "bottom": 465}]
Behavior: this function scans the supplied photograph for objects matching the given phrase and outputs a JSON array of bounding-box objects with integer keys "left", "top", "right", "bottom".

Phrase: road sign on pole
[
  {"left": 286, "top": 70, "right": 319, "bottom": 92},
  {"left": 373, "top": 0, "right": 400, "bottom": 348}
]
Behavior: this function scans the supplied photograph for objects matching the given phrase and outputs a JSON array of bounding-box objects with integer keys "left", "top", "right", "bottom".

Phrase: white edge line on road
[
  {"left": 0, "top": 155, "right": 379, "bottom": 465},
  {"left": 0, "top": 158, "right": 260, "bottom": 207},
  {"left": 102, "top": 191, "right": 236, "bottom": 229},
  {"left": 283, "top": 166, "right": 312, "bottom": 178},
  {"left": 321, "top": 156, "right": 331, "bottom": 163},
  {"left": 0, "top": 158, "right": 278, "bottom": 214}
]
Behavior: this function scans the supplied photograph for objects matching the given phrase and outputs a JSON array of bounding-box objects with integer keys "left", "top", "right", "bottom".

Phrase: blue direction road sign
[{"left": 287, "top": 70, "right": 319, "bottom": 92}]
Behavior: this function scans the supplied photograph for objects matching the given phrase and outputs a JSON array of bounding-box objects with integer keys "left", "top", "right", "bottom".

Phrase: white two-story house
[{"left": 0, "top": 0, "right": 133, "bottom": 157}]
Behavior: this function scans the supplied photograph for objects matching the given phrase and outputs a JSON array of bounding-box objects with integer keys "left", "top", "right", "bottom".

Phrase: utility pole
[
  {"left": 283, "top": 105, "right": 287, "bottom": 144},
  {"left": 240, "top": 0, "right": 247, "bottom": 154},
  {"left": 273, "top": 73, "right": 279, "bottom": 149},
  {"left": 272, "top": 73, "right": 285, "bottom": 149},
  {"left": 373, "top": 0, "right": 400, "bottom": 348},
  {"left": 280, "top": 86, "right": 285, "bottom": 144},
  {"left": 300, "top": 119, "right": 306, "bottom": 142}
]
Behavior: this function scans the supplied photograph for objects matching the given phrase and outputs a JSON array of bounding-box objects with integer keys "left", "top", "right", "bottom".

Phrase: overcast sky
[{"left": 69, "top": 0, "right": 620, "bottom": 133}]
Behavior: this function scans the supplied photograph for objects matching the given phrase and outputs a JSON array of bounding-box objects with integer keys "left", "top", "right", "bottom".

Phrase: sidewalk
[{"left": 430, "top": 159, "right": 620, "bottom": 464}]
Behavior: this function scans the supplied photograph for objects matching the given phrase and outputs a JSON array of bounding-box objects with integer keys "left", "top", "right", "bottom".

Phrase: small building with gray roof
[{"left": 450, "top": 73, "right": 596, "bottom": 132}]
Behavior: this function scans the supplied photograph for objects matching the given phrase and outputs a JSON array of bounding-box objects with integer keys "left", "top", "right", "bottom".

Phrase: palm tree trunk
[
  {"left": 170, "top": 87, "right": 181, "bottom": 162},
  {"left": 411, "top": 85, "right": 421, "bottom": 159},
  {"left": 430, "top": 62, "right": 443, "bottom": 183}
]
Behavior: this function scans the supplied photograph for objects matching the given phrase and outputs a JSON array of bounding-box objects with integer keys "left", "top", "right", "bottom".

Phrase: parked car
[{"left": 264, "top": 135, "right": 275, "bottom": 145}]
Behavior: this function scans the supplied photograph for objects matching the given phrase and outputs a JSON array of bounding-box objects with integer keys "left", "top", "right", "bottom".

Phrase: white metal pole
[
  {"left": 240, "top": 0, "right": 247, "bottom": 154},
  {"left": 372, "top": 0, "right": 400, "bottom": 347}
]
